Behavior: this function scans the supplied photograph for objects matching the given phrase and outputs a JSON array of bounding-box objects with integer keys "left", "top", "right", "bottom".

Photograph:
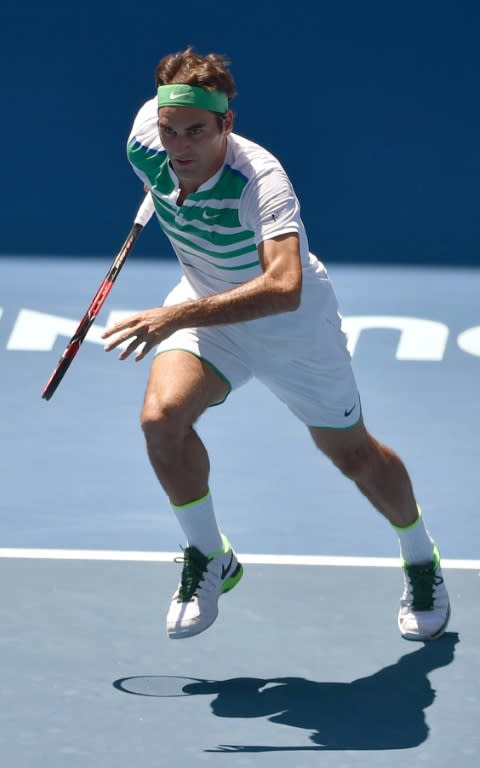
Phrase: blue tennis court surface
[
  {"left": 1, "top": 255, "right": 479, "bottom": 766},
  {"left": 1, "top": 257, "right": 479, "bottom": 556}
]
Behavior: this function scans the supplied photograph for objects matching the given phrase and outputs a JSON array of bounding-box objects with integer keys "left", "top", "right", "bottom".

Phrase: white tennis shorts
[{"left": 155, "top": 270, "right": 361, "bottom": 429}]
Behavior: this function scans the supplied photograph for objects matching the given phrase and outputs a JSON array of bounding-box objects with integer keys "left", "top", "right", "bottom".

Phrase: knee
[{"left": 141, "top": 394, "right": 188, "bottom": 448}]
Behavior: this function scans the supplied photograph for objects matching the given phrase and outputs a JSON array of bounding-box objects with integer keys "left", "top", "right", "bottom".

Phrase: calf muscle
[{"left": 309, "top": 421, "right": 418, "bottom": 527}]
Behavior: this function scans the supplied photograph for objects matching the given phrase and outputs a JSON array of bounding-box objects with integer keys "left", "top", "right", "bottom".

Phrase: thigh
[
  {"left": 309, "top": 417, "right": 370, "bottom": 463},
  {"left": 143, "top": 349, "right": 230, "bottom": 426}
]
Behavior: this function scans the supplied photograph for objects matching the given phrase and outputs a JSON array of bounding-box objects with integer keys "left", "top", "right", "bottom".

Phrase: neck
[{"left": 177, "top": 138, "right": 228, "bottom": 202}]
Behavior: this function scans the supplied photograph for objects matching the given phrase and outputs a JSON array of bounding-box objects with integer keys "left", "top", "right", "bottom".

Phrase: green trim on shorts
[{"left": 153, "top": 348, "right": 232, "bottom": 407}]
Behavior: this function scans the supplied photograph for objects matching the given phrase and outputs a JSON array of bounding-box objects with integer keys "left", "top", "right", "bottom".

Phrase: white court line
[{"left": 0, "top": 548, "right": 478, "bottom": 569}]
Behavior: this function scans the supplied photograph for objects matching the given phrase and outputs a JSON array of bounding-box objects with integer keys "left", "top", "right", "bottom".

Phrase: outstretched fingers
[
  {"left": 101, "top": 308, "right": 175, "bottom": 361},
  {"left": 102, "top": 313, "right": 146, "bottom": 358}
]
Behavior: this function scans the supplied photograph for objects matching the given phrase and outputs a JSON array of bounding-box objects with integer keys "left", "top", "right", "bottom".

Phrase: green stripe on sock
[
  {"left": 391, "top": 504, "right": 422, "bottom": 532},
  {"left": 170, "top": 490, "right": 211, "bottom": 510}
]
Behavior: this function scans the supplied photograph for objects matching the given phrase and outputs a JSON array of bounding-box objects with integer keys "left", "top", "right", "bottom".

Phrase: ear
[{"left": 223, "top": 110, "right": 234, "bottom": 135}]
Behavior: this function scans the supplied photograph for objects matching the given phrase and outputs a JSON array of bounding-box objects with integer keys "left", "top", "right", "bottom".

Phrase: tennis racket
[{"left": 41, "top": 192, "right": 155, "bottom": 401}]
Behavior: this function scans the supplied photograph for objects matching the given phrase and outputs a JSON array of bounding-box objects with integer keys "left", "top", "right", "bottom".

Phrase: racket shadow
[
  {"left": 113, "top": 632, "right": 459, "bottom": 752},
  {"left": 113, "top": 674, "right": 215, "bottom": 698}
]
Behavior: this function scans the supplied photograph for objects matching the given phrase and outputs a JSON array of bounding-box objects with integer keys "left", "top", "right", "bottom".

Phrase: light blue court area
[
  {"left": 0, "top": 256, "right": 479, "bottom": 558},
  {"left": 1, "top": 255, "right": 479, "bottom": 767}
]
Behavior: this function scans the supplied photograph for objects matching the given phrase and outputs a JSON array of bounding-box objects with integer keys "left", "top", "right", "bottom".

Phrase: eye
[
  {"left": 159, "top": 124, "right": 175, "bottom": 136},
  {"left": 189, "top": 127, "right": 203, "bottom": 137}
]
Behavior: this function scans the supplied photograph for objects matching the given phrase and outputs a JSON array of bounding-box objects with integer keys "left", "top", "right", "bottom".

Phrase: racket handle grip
[{"left": 134, "top": 192, "right": 155, "bottom": 227}]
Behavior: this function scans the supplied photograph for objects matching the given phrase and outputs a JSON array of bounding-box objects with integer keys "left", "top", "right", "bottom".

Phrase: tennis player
[{"left": 102, "top": 47, "right": 450, "bottom": 642}]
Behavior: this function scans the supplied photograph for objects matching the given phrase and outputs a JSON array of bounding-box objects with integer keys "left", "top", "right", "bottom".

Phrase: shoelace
[
  {"left": 405, "top": 562, "right": 444, "bottom": 610},
  {"left": 174, "top": 546, "right": 209, "bottom": 603}
]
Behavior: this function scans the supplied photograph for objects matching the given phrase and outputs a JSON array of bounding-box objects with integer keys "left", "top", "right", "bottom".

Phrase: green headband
[{"left": 157, "top": 84, "right": 228, "bottom": 113}]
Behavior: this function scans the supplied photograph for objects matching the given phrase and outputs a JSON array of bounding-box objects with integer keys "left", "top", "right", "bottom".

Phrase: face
[{"left": 158, "top": 106, "right": 233, "bottom": 192}]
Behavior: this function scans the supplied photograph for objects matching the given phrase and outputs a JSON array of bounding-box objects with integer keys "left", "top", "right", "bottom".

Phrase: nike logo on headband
[{"left": 169, "top": 91, "right": 190, "bottom": 100}]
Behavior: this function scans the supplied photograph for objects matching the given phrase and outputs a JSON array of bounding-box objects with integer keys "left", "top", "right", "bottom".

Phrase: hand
[{"left": 101, "top": 307, "right": 175, "bottom": 361}]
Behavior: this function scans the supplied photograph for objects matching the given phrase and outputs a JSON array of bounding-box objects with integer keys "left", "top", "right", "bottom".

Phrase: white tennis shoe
[
  {"left": 398, "top": 544, "right": 451, "bottom": 641},
  {"left": 167, "top": 535, "right": 243, "bottom": 639}
]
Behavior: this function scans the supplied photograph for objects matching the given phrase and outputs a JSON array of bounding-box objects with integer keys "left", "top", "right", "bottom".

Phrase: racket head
[{"left": 41, "top": 352, "right": 77, "bottom": 400}]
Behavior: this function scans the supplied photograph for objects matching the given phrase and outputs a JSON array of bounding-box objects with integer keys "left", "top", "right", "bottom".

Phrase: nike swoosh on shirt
[
  {"left": 344, "top": 404, "right": 356, "bottom": 417},
  {"left": 203, "top": 210, "right": 221, "bottom": 220}
]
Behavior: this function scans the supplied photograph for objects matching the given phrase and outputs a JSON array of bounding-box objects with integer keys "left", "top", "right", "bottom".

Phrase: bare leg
[
  {"left": 309, "top": 419, "right": 418, "bottom": 527},
  {"left": 310, "top": 419, "right": 451, "bottom": 641},
  {"left": 141, "top": 350, "right": 229, "bottom": 505},
  {"left": 142, "top": 351, "right": 243, "bottom": 640}
]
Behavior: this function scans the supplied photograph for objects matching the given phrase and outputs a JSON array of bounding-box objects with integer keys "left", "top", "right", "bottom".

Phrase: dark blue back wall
[{"left": 2, "top": 1, "right": 479, "bottom": 263}]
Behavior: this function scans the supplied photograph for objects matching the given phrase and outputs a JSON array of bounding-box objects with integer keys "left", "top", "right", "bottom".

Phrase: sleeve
[
  {"left": 127, "top": 96, "right": 159, "bottom": 145},
  {"left": 239, "top": 164, "right": 302, "bottom": 246},
  {"left": 126, "top": 96, "right": 164, "bottom": 187}
]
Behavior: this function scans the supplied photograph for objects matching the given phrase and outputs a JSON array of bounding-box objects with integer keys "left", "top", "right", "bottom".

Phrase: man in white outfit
[{"left": 102, "top": 46, "right": 450, "bottom": 642}]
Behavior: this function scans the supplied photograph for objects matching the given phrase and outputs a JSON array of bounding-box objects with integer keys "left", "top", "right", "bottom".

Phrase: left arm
[{"left": 102, "top": 232, "right": 302, "bottom": 361}]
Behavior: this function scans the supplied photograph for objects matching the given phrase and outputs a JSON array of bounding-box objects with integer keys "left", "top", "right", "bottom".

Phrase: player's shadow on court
[
  {"left": 113, "top": 632, "right": 458, "bottom": 752},
  {"left": 192, "top": 632, "right": 459, "bottom": 752},
  {"left": 174, "top": 632, "right": 459, "bottom": 752}
]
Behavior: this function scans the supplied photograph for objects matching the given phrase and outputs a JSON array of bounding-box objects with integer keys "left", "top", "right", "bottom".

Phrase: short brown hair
[{"left": 155, "top": 46, "right": 237, "bottom": 102}]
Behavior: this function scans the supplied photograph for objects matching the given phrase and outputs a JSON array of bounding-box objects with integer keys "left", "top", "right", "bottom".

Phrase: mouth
[{"left": 173, "top": 157, "right": 194, "bottom": 167}]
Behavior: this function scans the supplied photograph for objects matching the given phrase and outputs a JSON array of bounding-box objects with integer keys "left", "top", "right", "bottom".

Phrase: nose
[{"left": 170, "top": 134, "right": 192, "bottom": 157}]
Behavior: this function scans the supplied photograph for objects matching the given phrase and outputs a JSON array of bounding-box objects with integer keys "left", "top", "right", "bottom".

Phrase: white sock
[
  {"left": 392, "top": 507, "right": 435, "bottom": 565},
  {"left": 170, "top": 490, "right": 224, "bottom": 556}
]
